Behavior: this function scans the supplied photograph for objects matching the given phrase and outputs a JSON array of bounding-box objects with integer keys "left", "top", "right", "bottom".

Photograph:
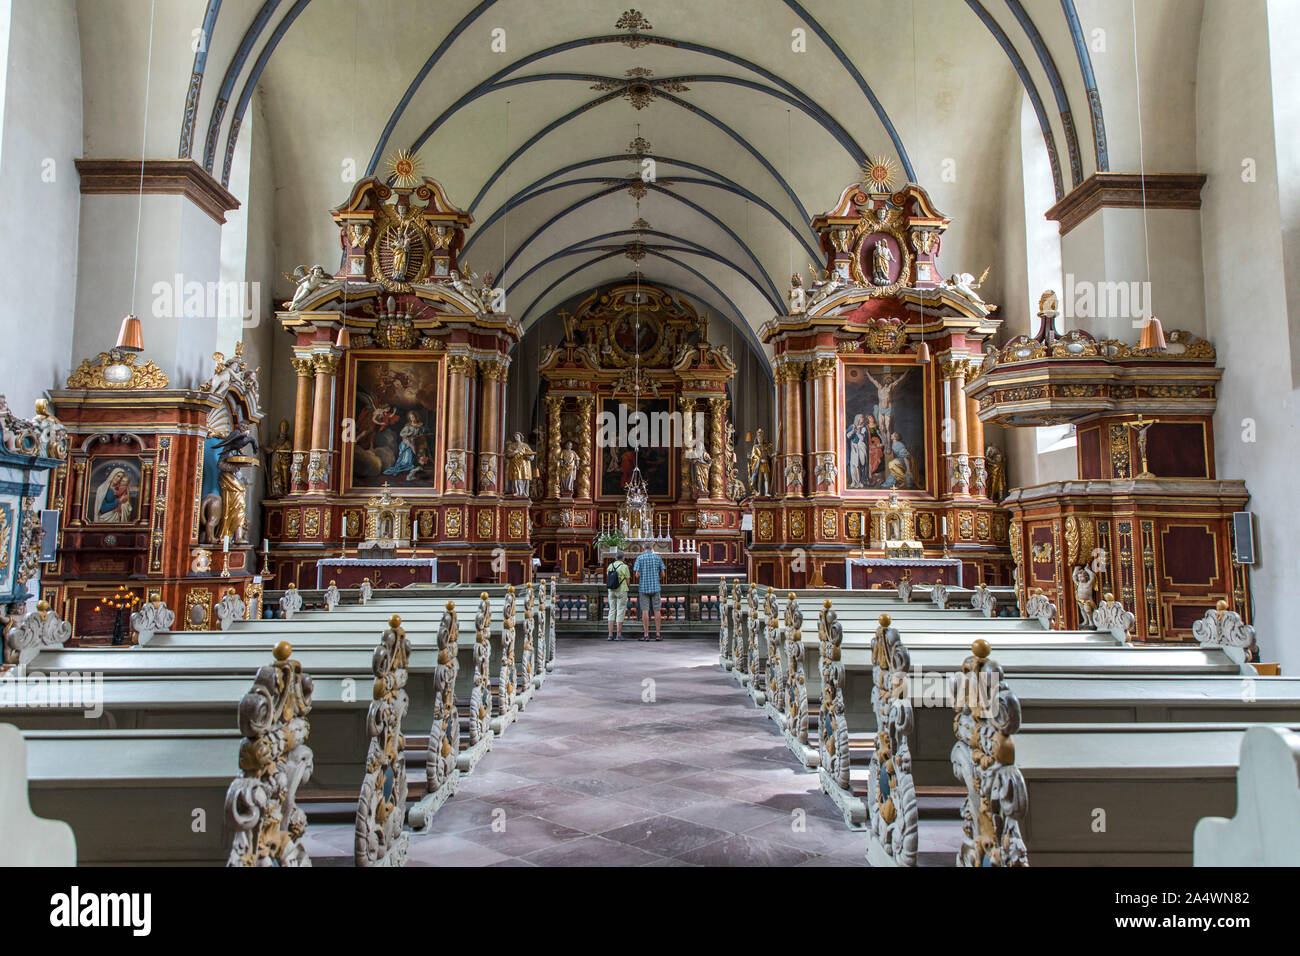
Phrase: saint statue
[
  {"left": 748, "top": 428, "right": 774, "bottom": 497},
  {"left": 266, "top": 419, "right": 292, "bottom": 498},
  {"left": 505, "top": 432, "right": 537, "bottom": 497},
  {"left": 985, "top": 444, "right": 1007, "bottom": 501},
  {"left": 691, "top": 446, "right": 712, "bottom": 498},
  {"left": 558, "top": 441, "right": 579, "bottom": 494},
  {"left": 871, "top": 238, "right": 895, "bottom": 285}
]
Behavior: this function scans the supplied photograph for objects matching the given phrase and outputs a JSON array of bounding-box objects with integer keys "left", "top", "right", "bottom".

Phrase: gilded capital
[
  {"left": 291, "top": 355, "right": 315, "bottom": 377},
  {"left": 447, "top": 354, "right": 477, "bottom": 377},
  {"left": 774, "top": 361, "right": 804, "bottom": 385},
  {"left": 312, "top": 352, "right": 340, "bottom": 376},
  {"left": 810, "top": 356, "right": 839, "bottom": 378}
]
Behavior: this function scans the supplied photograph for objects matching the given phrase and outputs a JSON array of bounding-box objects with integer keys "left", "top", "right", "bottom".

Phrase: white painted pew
[
  {"left": 0, "top": 723, "right": 76, "bottom": 865},
  {"left": 1194, "top": 725, "right": 1300, "bottom": 866},
  {"left": 23, "top": 728, "right": 238, "bottom": 865}
]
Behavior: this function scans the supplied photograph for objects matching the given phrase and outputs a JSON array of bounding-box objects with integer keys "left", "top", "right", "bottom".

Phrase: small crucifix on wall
[{"left": 1124, "top": 415, "right": 1161, "bottom": 479}]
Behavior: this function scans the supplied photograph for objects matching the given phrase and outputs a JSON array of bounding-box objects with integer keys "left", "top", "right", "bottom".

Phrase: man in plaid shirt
[{"left": 633, "top": 542, "right": 666, "bottom": 641}]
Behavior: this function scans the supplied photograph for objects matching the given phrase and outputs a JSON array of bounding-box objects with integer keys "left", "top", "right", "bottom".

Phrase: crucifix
[{"left": 1123, "top": 415, "right": 1161, "bottom": 478}]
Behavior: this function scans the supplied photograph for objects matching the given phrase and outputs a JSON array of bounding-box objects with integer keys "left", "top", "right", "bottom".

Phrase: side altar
[
  {"left": 263, "top": 169, "right": 533, "bottom": 587},
  {"left": 967, "top": 300, "right": 1251, "bottom": 640},
  {"left": 747, "top": 177, "right": 1012, "bottom": 589}
]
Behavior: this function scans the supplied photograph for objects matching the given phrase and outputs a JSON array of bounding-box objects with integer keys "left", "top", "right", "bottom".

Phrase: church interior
[{"left": 1, "top": 0, "right": 1298, "bottom": 894}]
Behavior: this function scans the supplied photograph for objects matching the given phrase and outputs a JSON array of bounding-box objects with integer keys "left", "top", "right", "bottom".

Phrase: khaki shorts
[{"left": 608, "top": 589, "right": 628, "bottom": 623}]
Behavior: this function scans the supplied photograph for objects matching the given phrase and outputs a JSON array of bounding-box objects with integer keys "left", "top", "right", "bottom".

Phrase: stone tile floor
[{"left": 305, "top": 637, "right": 961, "bottom": 866}]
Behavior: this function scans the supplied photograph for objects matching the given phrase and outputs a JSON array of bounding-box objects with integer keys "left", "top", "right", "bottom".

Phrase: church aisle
[{"left": 307, "top": 638, "right": 877, "bottom": 866}]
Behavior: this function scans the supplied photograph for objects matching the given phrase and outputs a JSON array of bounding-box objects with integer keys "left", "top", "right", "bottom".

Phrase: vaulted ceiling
[{"left": 78, "top": 0, "right": 1208, "bottom": 342}]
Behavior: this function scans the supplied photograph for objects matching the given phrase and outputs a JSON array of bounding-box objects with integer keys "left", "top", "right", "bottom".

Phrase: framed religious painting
[
  {"left": 84, "top": 457, "right": 144, "bottom": 524},
  {"left": 840, "top": 361, "right": 929, "bottom": 494},
  {"left": 598, "top": 396, "right": 674, "bottom": 499},
  {"left": 346, "top": 354, "right": 444, "bottom": 493}
]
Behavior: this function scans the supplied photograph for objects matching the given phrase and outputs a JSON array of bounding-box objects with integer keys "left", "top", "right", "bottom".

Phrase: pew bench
[{"left": 22, "top": 728, "right": 241, "bottom": 865}]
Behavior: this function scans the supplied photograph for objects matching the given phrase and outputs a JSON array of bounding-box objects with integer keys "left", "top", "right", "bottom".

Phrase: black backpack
[{"left": 606, "top": 562, "right": 624, "bottom": 590}]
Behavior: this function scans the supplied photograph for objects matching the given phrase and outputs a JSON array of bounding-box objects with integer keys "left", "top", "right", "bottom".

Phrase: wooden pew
[
  {"left": 1194, "top": 725, "right": 1300, "bottom": 866},
  {"left": 409, "top": 602, "right": 461, "bottom": 829},
  {"left": 0, "top": 722, "right": 76, "bottom": 865},
  {"left": 355, "top": 614, "right": 411, "bottom": 867}
]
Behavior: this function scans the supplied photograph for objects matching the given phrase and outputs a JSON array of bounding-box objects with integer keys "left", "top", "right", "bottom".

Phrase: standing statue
[
  {"left": 1072, "top": 564, "right": 1097, "bottom": 628},
  {"left": 748, "top": 428, "right": 774, "bottom": 497},
  {"left": 558, "top": 441, "right": 579, "bottom": 495},
  {"left": 985, "top": 445, "right": 1007, "bottom": 501},
  {"left": 723, "top": 422, "right": 745, "bottom": 500},
  {"left": 788, "top": 273, "right": 807, "bottom": 314},
  {"left": 691, "top": 446, "right": 712, "bottom": 498},
  {"left": 505, "top": 432, "right": 537, "bottom": 497},
  {"left": 871, "top": 239, "right": 895, "bottom": 285},
  {"left": 266, "top": 419, "right": 293, "bottom": 498},
  {"left": 214, "top": 421, "right": 258, "bottom": 545}
]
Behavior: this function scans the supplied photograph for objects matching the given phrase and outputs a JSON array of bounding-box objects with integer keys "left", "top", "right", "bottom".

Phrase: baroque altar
[
  {"left": 263, "top": 169, "right": 533, "bottom": 587},
  {"left": 530, "top": 283, "right": 745, "bottom": 577},
  {"left": 749, "top": 177, "right": 1012, "bottom": 589}
]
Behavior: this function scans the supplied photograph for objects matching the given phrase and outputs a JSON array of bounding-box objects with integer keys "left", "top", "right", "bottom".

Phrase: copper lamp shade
[
  {"left": 1138, "top": 314, "right": 1167, "bottom": 351},
  {"left": 115, "top": 313, "right": 144, "bottom": 352},
  {"left": 335, "top": 325, "right": 351, "bottom": 349},
  {"left": 914, "top": 340, "right": 931, "bottom": 363}
]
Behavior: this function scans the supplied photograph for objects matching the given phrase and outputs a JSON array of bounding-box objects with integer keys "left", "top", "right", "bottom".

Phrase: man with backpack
[{"left": 605, "top": 548, "right": 631, "bottom": 640}]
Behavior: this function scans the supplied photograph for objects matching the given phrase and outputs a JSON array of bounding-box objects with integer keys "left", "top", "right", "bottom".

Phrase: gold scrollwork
[{"left": 66, "top": 352, "right": 169, "bottom": 390}]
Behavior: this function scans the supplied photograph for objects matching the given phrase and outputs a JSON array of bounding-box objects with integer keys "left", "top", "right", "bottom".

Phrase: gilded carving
[
  {"left": 951, "top": 641, "right": 1029, "bottom": 867},
  {"left": 355, "top": 615, "right": 410, "bottom": 867},
  {"left": 65, "top": 352, "right": 169, "bottom": 390},
  {"left": 225, "top": 643, "right": 314, "bottom": 866},
  {"left": 445, "top": 506, "right": 463, "bottom": 537}
]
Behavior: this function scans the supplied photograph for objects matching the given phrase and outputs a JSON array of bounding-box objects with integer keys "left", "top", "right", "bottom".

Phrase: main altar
[
  {"left": 529, "top": 283, "right": 746, "bottom": 577},
  {"left": 747, "top": 177, "right": 1012, "bottom": 589}
]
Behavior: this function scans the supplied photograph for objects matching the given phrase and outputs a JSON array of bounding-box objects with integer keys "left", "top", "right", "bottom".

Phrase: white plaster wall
[
  {"left": 1266, "top": 0, "right": 1300, "bottom": 387},
  {"left": 1198, "top": 0, "right": 1300, "bottom": 670},
  {"left": 71, "top": 193, "right": 224, "bottom": 388},
  {"left": 0, "top": 0, "right": 82, "bottom": 412}
]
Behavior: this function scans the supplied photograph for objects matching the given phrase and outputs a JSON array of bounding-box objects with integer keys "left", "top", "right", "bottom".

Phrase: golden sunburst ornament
[
  {"left": 385, "top": 149, "right": 423, "bottom": 188},
  {"left": 861, "top": 154, "right": 901, "bottom": 193}
]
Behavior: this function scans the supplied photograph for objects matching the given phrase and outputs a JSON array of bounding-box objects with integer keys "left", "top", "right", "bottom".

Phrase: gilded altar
[
  {"left": 530, "top": 283, "right": 745, "bottom": 576},
  {"left": 749, "top": 178, "right": 1012, "bottom": 589},
  {"left": 262, "top": 171, "right": 533, "bottom": 587}
]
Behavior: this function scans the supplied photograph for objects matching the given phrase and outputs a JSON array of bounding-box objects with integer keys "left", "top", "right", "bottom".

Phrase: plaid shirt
[{"left": 633, "top": 550, "right": 666, "bottom": 592}]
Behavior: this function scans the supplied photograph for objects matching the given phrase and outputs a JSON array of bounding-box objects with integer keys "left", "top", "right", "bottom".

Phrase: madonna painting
[{"left": 86, "top": 458, "right": 142, "bottom": 524}]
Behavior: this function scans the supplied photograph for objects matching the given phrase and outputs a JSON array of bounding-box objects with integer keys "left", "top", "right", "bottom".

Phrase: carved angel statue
[
  {"left": 788, "top": 273, "right": 807, "bottom": 314},
  {"left": 28, "top": 399, "right": 68, "bottom": 460},
  {"left": 941, "top": 267, "right": 991, "bottom": 306},
  {"left": 1071, "top": 564, "right": 1096, "bottom": 627},
  {"left": 870, "top": 238, "right": 895, "bottom": 285},
  {"left": 806, "top": 264, "right": 845, "bottom": 305},
  {"left": 478, "top": 270, "right": 506, "bottom": 313},
  {"left": 449, "top": 267, "right": 481, "bottom": 307},
  {"left": 285, "top": 264, "right": 331, "bottom": 311}
]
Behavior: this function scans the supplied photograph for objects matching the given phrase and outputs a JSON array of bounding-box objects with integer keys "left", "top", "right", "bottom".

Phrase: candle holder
[{"left": 220, "top": 549, "right": 232, "bottom": 578}]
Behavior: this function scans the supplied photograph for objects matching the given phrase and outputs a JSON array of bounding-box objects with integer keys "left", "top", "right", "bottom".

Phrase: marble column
[
  {"left": 444, "top": 354, "right": 476, "bottom": 494},
  {"left": 308, "top": 351, "right": 339, "bottom": 493},
  {"left": 774, "top": 360, "right": 805, "bottom": 498},
  {"left": 809, "top": 355, "right": 839, "bottom": 496},
  {"left": 708, "top": 395, "right": 727, "bottom": 499},
  {"left": 575, "top": 394, "right": 594, "bottom": 499},
  {"left": 941, "top": 354, "right": 971, "bottom": 496},
  {"left": 477, "top": 359, "right": 505, "bottom": 495},
  {"left": 678, "top": 396, "right": 696, "bottom": 500},
  {"left": 965, "top": 358, "right": 987, "bottom": 497},
  {"left": 290, "top": 353, "right": 314, "bottom": 493}
]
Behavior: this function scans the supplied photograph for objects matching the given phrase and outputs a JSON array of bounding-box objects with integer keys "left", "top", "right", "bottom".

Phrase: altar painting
[
  {"left": 85, "top": 457, "right": 143, "bottom": 524},
  {"left": 599, "top": 397, "right": 673, "bottom": 498},
  {"left": 842, "top": 363, "right": 926, "bottom": 492},
  {"left": 351, "top": 358, "right": 441, "bottom": 489}
]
